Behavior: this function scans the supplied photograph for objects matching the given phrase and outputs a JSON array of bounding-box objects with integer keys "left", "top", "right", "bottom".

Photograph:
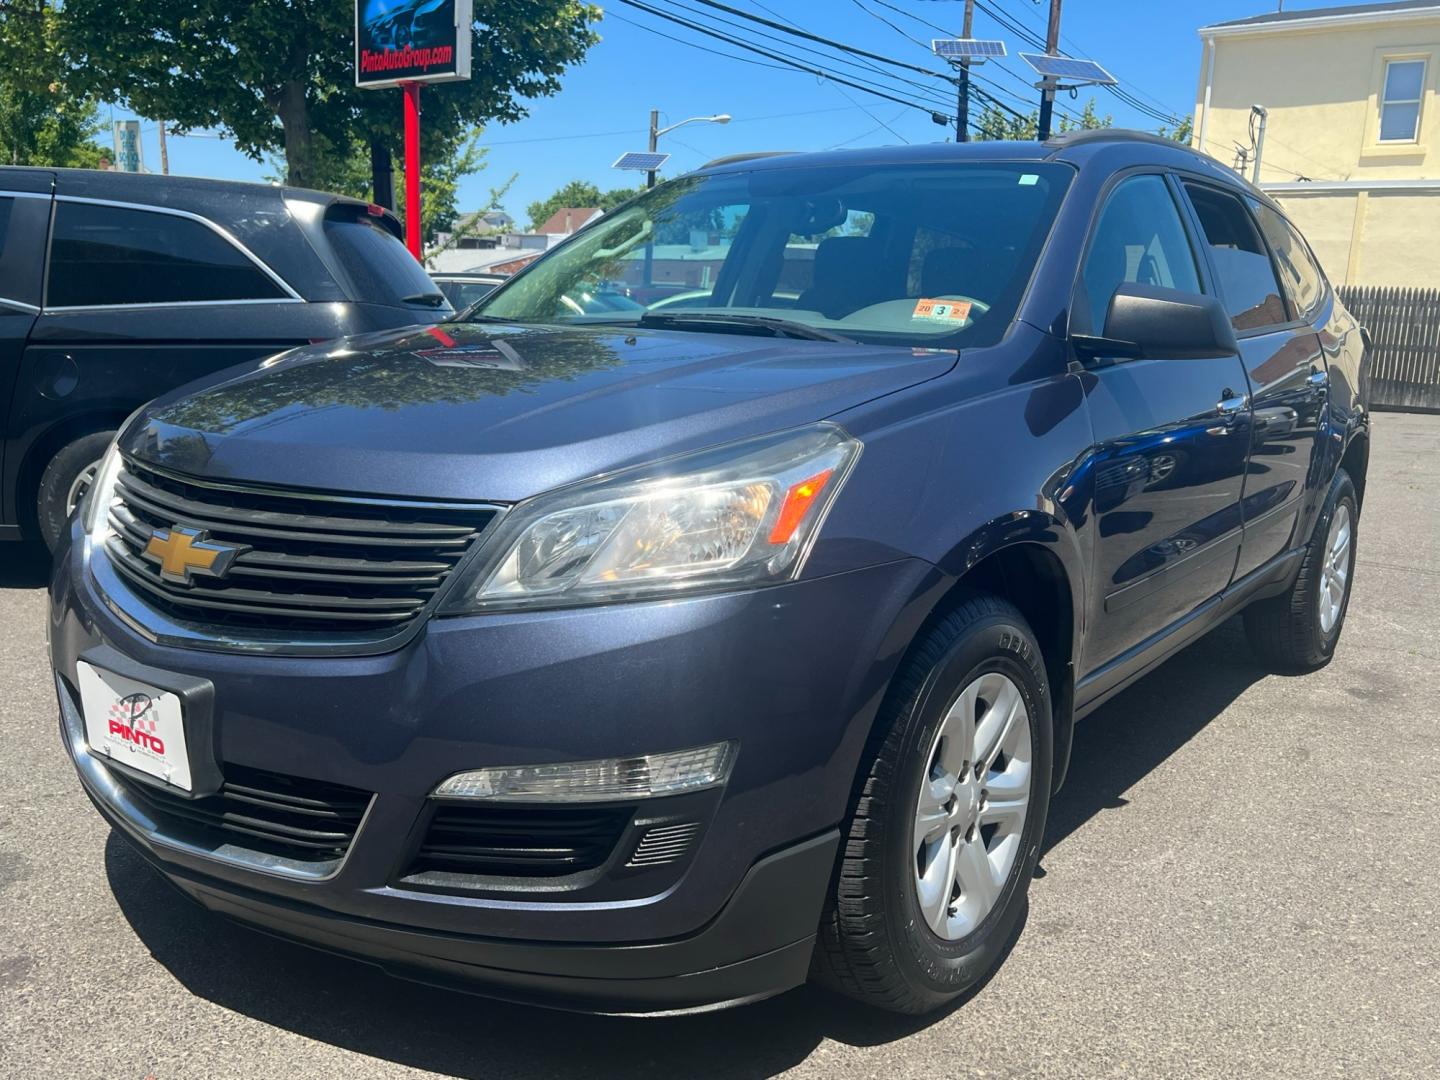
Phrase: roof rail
[
  {"left": 699, "top": 151, "right": 797, "bottom": 169},
  {"left": 1044, "top": 128, "right": 1190, "bottom": 152}
]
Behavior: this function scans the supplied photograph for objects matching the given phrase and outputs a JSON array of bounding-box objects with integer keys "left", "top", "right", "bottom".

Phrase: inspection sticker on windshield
[{"left": 912, "top": 298, "right": 972, "bottom": 323}]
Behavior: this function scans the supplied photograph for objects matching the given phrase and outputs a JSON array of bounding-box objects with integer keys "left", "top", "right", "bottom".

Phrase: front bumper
[{"left": 52, "top": 529, "right": 937, "bottom": 1011}]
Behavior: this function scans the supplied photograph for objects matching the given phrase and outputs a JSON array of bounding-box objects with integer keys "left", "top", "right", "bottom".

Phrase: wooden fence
[{"left": 1337, "top": 285, "right": 1440, "bottom": 412}]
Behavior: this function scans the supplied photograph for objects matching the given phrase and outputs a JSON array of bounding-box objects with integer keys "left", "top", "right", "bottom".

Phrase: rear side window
[
  {"left": 47, "top": 201, "right": 288, "bottom": 308},
  {"left": 321, "top": 208, "right": 445, "bottom": 309},
  {"left": 1078, "top": 175, "right": 1201, "bottom": 335},
  {"left": 1182, "top": 183, "right": 1288, "bottom": 332},
  {"left": 1250, "top": 200, "right": 1326, "bottom": 321}
]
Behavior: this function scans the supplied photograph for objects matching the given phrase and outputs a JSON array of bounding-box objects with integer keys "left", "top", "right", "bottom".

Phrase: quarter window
[
  {"left": 1078, "top": 175, "right": 1201, "bottom": 336},
  {"left": 46, "top": 202, "right": 287, "bottom": 308},
  {"left": 1250, "top": 201, "right": 1326, "bottom": 321},
  {"left": 1380, "top": 58, "right": 1426, "bottom": 143},
  {"left": 1182, "top": 183, "right": 1288, "bottom": 332}
]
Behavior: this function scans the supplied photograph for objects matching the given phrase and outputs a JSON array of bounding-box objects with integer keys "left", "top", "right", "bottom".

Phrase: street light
[{"left": 646, "top": 111, "right": 732, "bottom": 187}]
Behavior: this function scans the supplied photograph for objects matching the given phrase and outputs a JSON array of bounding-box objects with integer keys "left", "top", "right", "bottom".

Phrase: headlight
[
  {"left": 443, "top": 424, "right": 861, "bottom": 613},
  {"left": 81, "top": 438, "right": 125, "bottom": 543}
]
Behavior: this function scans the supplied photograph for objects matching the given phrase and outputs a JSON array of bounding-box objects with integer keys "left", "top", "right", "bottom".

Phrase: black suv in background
[{"left": 0, "top": 167, "right": 451, "bottom": 549}]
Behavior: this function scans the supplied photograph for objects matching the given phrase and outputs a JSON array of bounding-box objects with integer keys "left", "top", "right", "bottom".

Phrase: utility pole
[
  {"left": 956, "top": 0, "right": 975, "bottom": 142},
  {"left": 1036, "top": 0, "right": 1063, "bottom": 142},
  {"left": 157, "top": 120, "right": 170, "bottom": 175},
  {"left": 1250, "top": 104, "right": 1269, "bottom": 185},
  {"left": 647, "top": 108, "right": 660, "bottom": 189}
]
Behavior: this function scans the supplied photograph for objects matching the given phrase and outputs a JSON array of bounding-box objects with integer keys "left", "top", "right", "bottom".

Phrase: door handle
[
  {"left": 1209, "top": 392, "right": 1249, "bottom": 435},
  {"left": 1215, "top": 393, "right": 1250, "bottom": 417},
  {"left": 1307, "top": 369, "right": 1329, "bottom": 390}
]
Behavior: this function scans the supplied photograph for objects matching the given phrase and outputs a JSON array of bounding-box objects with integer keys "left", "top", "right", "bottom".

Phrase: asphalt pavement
[{"left": 2, "top": 412, "right": 1436, "bottom": 1080}]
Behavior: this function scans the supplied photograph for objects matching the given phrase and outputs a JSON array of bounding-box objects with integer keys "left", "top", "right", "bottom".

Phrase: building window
[{"left": 1380, "top": 58, "right": 1426, "bottom": 142}]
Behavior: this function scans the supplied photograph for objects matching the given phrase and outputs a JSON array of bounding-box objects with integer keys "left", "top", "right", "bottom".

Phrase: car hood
[{"left": 123, "top": 321, "right": 955, "bottom": 503}]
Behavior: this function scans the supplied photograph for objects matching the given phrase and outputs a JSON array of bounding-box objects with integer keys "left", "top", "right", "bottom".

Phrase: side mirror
[{"left": 1072, "top": 283, "right": 1239, "bottom": 362}]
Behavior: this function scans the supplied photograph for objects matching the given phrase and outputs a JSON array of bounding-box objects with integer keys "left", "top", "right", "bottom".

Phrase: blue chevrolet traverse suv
[{"left": 51, "top": 132, "right": 1369, "bottom": 1015}]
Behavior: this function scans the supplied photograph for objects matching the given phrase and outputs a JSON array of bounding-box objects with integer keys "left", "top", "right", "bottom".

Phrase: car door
[
  {"left": 1177, "top": 181, "right": 1327, "bottom": 582},
  {"left": 0, "top": 179, "right": 53, "bottom": 535},
  {"left": 1072, "top": 172, "right": 1252, "bottom": 673}
]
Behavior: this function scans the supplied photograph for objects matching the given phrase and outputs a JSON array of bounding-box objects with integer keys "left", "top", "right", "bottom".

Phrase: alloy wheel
[
  {"left": 1318, "top": 503, "right": 1352, "bottom": 634},
  {"left": 913, "top": 671, "right": 1032, "bottom": 941}
]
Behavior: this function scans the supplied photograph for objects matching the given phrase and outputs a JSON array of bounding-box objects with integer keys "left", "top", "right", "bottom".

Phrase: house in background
[{"left": 1195, "top": 1, "right": 1440, "bottom": 287}]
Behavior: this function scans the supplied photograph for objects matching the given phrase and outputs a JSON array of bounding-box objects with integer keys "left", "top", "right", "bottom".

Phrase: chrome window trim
[
  {"left": 87, "top": 455, "right": 509, "bottom": 657},
  {"left": 0, "top": 189, "right": 53, "bottom": 200},
  {"left": 43, "top": 297, "right": 304, "bottom": 313},
  {"left": 44, "top": 194, "right": 305, "bottom": 309},
  {"left": 57, "top": 673, "right": 375, "bottom": 882},
  {"left": 0, "top": 297, "right": 40, "bottom": 314}
]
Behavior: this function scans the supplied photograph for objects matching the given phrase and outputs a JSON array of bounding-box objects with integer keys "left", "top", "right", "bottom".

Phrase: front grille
[
  {"left": 406, "top": 804, "right": 634, "bottom": 878},
  {"left": 114, "top": 764, "right": 372, "bottom": 864},
  {"left": 102, "top": 457, "right": 498, "bottom": 636}
]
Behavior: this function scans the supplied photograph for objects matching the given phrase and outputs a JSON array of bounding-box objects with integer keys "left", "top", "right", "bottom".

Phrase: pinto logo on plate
[{"left": 108, "top": 692, "right": 165, "bottom": 756}]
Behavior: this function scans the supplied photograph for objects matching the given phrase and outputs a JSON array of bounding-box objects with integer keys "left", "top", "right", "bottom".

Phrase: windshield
[{"left": 471, "top": 162, "right": 1071, "bottom": 348}]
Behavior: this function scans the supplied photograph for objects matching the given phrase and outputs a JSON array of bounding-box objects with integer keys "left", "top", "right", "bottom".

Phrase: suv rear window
[
  {"left": 47, "top": 201, "right": 288, "bottom": 307},
  {"left": 321, "top": 207, "right": 448, "bottom": 311}
]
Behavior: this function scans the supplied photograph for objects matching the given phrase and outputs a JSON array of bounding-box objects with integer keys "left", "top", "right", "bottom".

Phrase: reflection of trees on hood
[{"left": 150, "top": 327, "right": 627, "bottom": 434}]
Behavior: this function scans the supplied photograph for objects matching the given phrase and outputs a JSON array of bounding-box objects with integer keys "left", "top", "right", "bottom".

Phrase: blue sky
[{"left": 105, "top": 1, "right": 1345, "bottom": 223}]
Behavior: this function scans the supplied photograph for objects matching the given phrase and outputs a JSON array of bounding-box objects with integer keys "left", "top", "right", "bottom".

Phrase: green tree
[
  {"left": 976, "top": 96, "right": 1191, "bottom": 145},
  {"left": 60, "top": 0, "right": 600, "bottom": 188},
  {"left": 526, "top": 179, "right": 640, "bottom": 231},
  {"left": 0, "top": 2, "right": 105, "bottom": 167}
]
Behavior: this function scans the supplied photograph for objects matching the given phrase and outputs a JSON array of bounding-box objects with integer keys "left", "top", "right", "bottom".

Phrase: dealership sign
[{"left": 355, "top": 0, "right": 473, "bottom": 88}]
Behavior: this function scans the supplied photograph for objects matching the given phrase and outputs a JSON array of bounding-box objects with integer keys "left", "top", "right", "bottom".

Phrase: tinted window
[
  {"left": 1183, "top": 183, "right": 1288, "bottom": 331},
  {"left": 1250, "top": 200, "right": 1325, "bottom": 321},
  {"left": 1078, "top": 175, "right": 1201, "bottom": 335},
  {"left": 437, "top": 279, "right": 498, "bottom": 309},
  {"left": 47, "top": 201, "right": 287, "bottom": 307},
  {"left": 473, "top": 163, "right": 1073, "bottom": 349},
  {"left": 322, "top": 208, "right": 446, "bottom": 310}
]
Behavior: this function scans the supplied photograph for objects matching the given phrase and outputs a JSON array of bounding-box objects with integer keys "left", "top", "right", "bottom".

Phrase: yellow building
[{"left": 1195, "top": 1, "right": 1440, "bottom": 286}]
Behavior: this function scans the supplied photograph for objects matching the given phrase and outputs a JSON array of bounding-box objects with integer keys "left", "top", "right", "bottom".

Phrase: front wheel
[
  {"left": 1243, "top": 469, "right": 1358, "bottom": 673},
  {"left": 812, "top": 595, "right": 1053, "bottom": 1014}
]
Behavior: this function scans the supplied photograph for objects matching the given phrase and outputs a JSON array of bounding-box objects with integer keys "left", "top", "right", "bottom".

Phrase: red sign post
[
  {"left": 402, "top": 81, "right": 423, "bottom": 257},
  {"left": 355, "top": 0, "right": 474, "bottom": 259}
]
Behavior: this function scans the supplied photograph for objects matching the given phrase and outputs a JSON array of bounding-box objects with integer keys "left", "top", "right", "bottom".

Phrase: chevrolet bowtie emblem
[{"left": 142, "top": 526, "right": 248, "bottom": 586}]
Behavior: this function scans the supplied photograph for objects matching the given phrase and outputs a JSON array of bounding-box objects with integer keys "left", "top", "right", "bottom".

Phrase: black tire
[
  {"left": 35, "top": 430, "right": 115, "bottom": 553},
  {"left": 812, "top": 594, "right": 1053, "bottom": 1014},
  {"left": 1243, "top": 468, "right": 1359, "bottom": 673}
]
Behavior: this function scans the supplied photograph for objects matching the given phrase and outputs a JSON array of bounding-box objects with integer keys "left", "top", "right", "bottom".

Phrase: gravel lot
[{"left": 2, "top": 412, "right": 1436, "bottom": 1080}]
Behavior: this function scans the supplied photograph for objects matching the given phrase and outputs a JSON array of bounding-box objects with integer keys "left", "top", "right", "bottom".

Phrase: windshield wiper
[
  {"left": 637, "top": 311, "right": 854, "bottom": 343},
  {"left": 401, "top": 292, "right": 449, "bottom": 308}
]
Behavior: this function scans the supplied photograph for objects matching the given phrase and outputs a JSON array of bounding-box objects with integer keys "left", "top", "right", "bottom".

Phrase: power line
[
  {"left": 650, "top": 0, "right": 958, "bottom": 113},
  {"left": 614, "top": 0, "right": 957, "bottom": 123}
]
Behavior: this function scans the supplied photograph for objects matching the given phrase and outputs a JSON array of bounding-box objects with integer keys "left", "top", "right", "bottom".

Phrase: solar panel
[
  {"left": 612, "top": 151, "right": 670, "bottom": 171},
  {"left": 932, "top": 39, "right": 1007, "bottom": 60},
  {"left": 1019, "top": 53, "right": 1117, "bottom": 85}
]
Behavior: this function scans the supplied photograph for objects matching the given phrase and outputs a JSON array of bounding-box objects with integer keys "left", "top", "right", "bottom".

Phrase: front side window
[
  {"left": 1380, "top": 58, "right": 1426, "bottom": 142},
  {"left": 1250, "top": 200, "right": 1325, "bottom": 321},
  {"left": 1078, "top": 174, "right": 1201, "bottom": 336},
  {"left": 1182, "top": 183, "right": 1288, "bottom": 332},
  {"left": 46, "top": 202, "right": 288, "bottom": 308},
  {"left": 473, "top": 163, "right": 1073, "bottom": 349}
]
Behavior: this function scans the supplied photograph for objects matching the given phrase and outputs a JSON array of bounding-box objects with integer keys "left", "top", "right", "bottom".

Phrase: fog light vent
[{"left": 627, "top": 822, "right": 702, "bottom": 867}]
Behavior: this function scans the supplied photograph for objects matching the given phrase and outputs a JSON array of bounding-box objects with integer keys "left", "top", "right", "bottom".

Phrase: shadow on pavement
[
  {"left": 1041, "top": 616, "right": 1269, "bottom": 860},
  {"left": 0, "top": 544, "right": 50, "bottom": 590},
  {"left": 103, "top": 617, "right": 1268, "bottom": 1079}
]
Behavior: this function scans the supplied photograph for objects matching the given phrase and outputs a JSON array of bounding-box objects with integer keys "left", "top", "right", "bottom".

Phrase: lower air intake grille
[
  {"left": 407, "top": 804, "right": 634, "bottom": 878},
  {"left": 102, "top": 457, "right": 499, "bottom": 638},
  {"left": 113, "top": 764, "right": 371, "bottom": 863},
  {"left": 627, "top": 821, "right": 701, "bottom": 867}
]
